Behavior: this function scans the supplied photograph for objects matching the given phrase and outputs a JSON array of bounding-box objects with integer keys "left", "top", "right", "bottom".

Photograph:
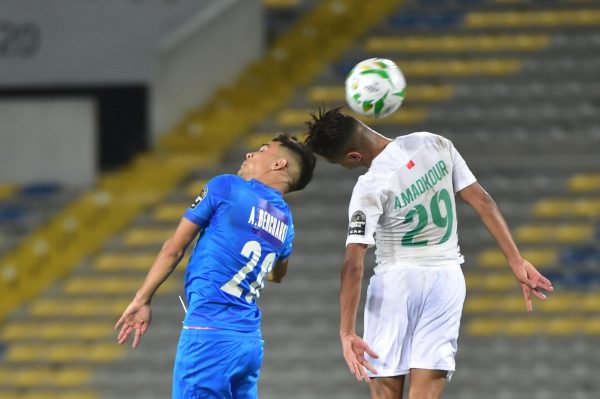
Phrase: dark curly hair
[
  {"left": 303, "top": 107, "right": 361, "bottom": 159},
  {"left": 273, "top": 134, "right": 316, "bottom": 192}
]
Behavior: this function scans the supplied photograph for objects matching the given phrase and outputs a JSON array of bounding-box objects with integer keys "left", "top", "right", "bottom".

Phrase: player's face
[{"left": 238, "top": 141, "right": 283, "bottom": 179}]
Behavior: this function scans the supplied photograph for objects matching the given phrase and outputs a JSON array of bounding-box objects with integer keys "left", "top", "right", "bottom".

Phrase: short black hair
[
  {"left": 304, "top": 107, "right": 361, "bottom": 159},
  {"left": 273, "top": 134, "right": 316, "bottom": 192}
]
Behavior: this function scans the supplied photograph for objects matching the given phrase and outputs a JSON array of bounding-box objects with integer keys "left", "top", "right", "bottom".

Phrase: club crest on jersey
[
  {"left": 348, "top": 211, "right": 366, "bottom": 235},
  {"left": 190, "top": 186, "right": 208, "bottom": 209}
]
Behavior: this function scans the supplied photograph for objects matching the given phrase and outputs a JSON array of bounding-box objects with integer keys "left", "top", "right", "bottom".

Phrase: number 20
[{"left": 221, "top": 241, "right": 276, "bottom": 303}]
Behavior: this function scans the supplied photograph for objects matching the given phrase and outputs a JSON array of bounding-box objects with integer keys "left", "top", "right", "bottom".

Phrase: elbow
[
  {"left": 341, "top": 259, "right": 364, "bottom": 280},
  {"left": 161, "top": 238, "right": 185, "bottom": 262},
  {"left": 267, "top": 271, "right": 285, "bottom": 284}
]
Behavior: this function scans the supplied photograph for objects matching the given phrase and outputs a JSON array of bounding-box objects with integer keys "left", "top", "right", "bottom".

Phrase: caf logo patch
[
  {"left": 190, "top": 186, "right": 208, "bottom": 209},
  {"left": 348, "top": 210, "right": 366, "bottom": 235}
]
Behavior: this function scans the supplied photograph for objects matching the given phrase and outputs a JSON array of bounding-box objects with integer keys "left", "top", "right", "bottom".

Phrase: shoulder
[
  {"left": 206, "top": 174, "right": 243, "bottom": 196},
  {"left": 352, "top": 172, "right": 386, "bottom": 199}
]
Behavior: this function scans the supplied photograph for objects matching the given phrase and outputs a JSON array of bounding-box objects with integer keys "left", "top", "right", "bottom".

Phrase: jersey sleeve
[
  {"left": 279, "top": 222, "right": 294, "bottom": 260},
  {"left": 183, "top": 175, "right": 231, "bottom": 228},
  {"left": 449, "top": 141, "right": 477, "bottom": 193},
  {"left": 345, "top": 178, "right": 384, "bottom": 248}
]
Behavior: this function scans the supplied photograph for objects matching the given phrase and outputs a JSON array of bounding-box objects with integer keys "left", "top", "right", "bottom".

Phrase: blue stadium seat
[
  {"left": 0, "top": 205, "right": 27, "bottom": 222},
  {"left": 388, "top": 12, "right": 462, "bottom": 29},
  {"left": 559, "top": 246, "right": 600, "bottom": 265},
  {"left": 19, "top": 182, "right": 61, "bottom": 198}
]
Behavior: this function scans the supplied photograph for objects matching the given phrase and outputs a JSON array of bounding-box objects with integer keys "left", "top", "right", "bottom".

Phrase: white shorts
[{"left": 363, "top": 264, "right": 466, "bottom": 380}]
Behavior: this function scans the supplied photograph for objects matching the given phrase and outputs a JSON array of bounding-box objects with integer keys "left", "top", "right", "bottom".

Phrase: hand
[
  {"left": 510, "top": 259, "right": 554, "bottom": 312},
  {"left": 340, "top": 333, "right": 379, "bottom": 382},
  {"left": 115, "top": 299, "right": 152, "bottom": 348}
]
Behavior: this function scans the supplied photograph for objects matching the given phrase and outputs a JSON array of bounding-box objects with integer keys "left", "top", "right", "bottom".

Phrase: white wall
[
  {"left": 0, "top": 99, "right": 96, "bottom": 186},
  {"left": 152, "top": 0, "right": 264, "bottom": 137},
  {"left": 0, "top": 0, "right": 220, "bottom": 84}
]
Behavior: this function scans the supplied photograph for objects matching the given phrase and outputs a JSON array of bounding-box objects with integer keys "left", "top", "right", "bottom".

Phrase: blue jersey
[{"left": 182, "top": 174, "right": 294, "bottom": 332}]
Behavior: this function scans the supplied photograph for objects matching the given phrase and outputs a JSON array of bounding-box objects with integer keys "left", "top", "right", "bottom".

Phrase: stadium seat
[
  {"left": 0, "top": 322, "right": 111, "bottom": 341},
  {"left": 465, "top": 9, "right": 600, "bottom": 28},
  {"left": 465, "top": 319, "right": 504, "bottom": 336},
  {"left": 0, "top": 183, "right": 17, "bottom": 201},
  {"left": 94, "top": 253, "right": 156, "bottom": 272},
  {"left": 569, "top": 173, "right": 600, "bottom": 192},
  {"left": 307, "top": 84, "right": 454, "bottom": 103},
  {"left": 365, "top": 34, "right": 549, "bottom": 53},
  {"left": 122, "top": 228, "right": 173, "bottom": 246},
  {"left": 29, "top": 299, "right": 130, "bottom": 317},
  {"left": 152, "top": 204, "right": 188, "bottom": 223}
]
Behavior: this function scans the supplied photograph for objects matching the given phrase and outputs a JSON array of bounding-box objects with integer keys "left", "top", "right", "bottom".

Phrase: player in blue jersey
[{"left": 115, "top": 135, "right": 316, "bottom": 399}]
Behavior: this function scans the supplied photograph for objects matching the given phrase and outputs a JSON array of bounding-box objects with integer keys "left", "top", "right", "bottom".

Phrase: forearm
[
  {"left": 135, "top": 240, "right": 184, "bottom": 304},
  {"left": 477, "top": 195, "right": 522, "bottom": 265},
  {"left": 339, "top": 259, "right": 364, "bottom": 337}
]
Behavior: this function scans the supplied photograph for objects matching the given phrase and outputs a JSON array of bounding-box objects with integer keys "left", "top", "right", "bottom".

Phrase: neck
[
  {"left": 251, "top": 174, "right": 287, "bottom": 194},
  {"left": 359, "top": 128, "right": 392, "bottom": 168}
]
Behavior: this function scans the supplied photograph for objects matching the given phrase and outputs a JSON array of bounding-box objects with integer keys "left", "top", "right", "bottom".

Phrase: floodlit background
[{"left": 0, "top": 0, "right": 599, "bottom": 398}]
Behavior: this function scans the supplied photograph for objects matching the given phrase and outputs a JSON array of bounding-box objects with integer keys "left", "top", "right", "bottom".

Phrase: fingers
[
  {"left": 118, "top": 324, "right": 133, "bottom": 345},
  {"left": 363, "top": 343, "right": 379, "bottom": 359},
  {"left": 114, "top": 316, "right": 125, "bottom": 331},
  {"left": 132, "top": 327, "right": 142, "bottom": 349},
  {"left": 521, "top": 284, "right": 533, "bottom": 312}
]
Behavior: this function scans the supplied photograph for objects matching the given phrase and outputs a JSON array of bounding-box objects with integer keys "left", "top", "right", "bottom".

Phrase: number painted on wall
[{"left": 0, "top": 21, "right": 41, "bottom": 58}]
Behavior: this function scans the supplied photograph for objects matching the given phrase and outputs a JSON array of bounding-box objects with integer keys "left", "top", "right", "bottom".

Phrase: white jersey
[{"left": 346, "top": 132, "right": 477, "bottom": 272}]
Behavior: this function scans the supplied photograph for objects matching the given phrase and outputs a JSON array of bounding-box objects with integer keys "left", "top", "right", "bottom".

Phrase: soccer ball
[{"left": 345, "top": 58, "right": 406, "bottom": 118}]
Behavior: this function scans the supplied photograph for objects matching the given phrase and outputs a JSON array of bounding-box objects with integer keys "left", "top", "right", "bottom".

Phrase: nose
[{"left": 245, "top": 152, "right": 253, "bottom": 160}]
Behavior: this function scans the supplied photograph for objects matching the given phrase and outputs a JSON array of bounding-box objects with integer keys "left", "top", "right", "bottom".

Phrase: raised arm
[
  {"left": 115, "top": 218, "right": 201, "bottom": 348},
  {"left": 340, "top": 243, "right": 379, "bottom": 382},
  {"left": 458, "top": 182, "right": 554, "bottom": 311}
]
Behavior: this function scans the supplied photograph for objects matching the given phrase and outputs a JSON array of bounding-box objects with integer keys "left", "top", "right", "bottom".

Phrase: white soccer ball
[{"left": 345, "top": 58, "right": 406, "bottom": 118}]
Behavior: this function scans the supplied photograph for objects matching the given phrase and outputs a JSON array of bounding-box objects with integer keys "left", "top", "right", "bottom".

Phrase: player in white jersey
[{"left": 304, "top": 108, "right": 554, "bottom": 399}]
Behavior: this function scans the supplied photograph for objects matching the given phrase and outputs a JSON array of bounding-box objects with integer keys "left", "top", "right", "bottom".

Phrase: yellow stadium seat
[
  {"left": 569, "top": 174, "right": 600, "bottom": 192},
  {"left": 573, "top": 199, "right": 600, "bottom": 217},
  {"left": 466, "top": 9, "right": 600, "bottom": 28},
  {"left": 543, "top": 318, "right": 582, "bottom": 335},
  {"left": 1, "top": 322, "right": 111, "bottom": 341},
  {"left": 29, "top": 298, "right": 130, "bottom": 317},
  {"left": 6, "top": 343, "right": 123, "bottom": 363},
  {"left": 263, "top": 0, "right": 300, "bottom": 8},
  {"left": 580, "top": 293, "right": 600, "bottom": 311},
  {"left": 94, "top": 252, "right": 156, "bottom": 272},
  {"left": 465, "top": 318, "right": 504, "bottom": 336},
  {"left": 0, "top": 183, "right": 17, "bottom": 200},
  {"left": 517, "top": 224, "right": 593, "bottom": 243},
  {"left": 554, "top": 225, "right": 593, "bottom": 243},
  {"left": 152, "top": 204, "right": 188, "bottom": 223},
  {"left": 122, "top": 228, "right": 172, "bottom": 246},
  {"left": 476, "top": 249, "right": 559, "bottom": 269},
  {"left": 533, "top": 199, "right": 571, "bottom": 218},
  {"left": 504, "top": 318, "right": 541, "bottom": 336},
  {"left": 365, "top": 34, "right": 548, "bottom": 53},
  {"left": 583, "top": 318, "right": 600, "bottom": 335},
  {"left": 536, "top": 294, "right": 576, "bottom": 313},
  {"left": 463, "top": 296, "right": 497, "bottom": 313},
  {"left": 497, "top": 296, "right": 525, "bottom": 313},
  {"left": 185, "top": 180, "right": 207, "bottom": 198},
  {"left": 466, "top": 273, "right": 516, "bottom": 291},
  {"left": 396, "top": 59, "right": 521, "bottom": 77},
  {"left": 307, "top": 84, "right": 454, "bottom": 104}
]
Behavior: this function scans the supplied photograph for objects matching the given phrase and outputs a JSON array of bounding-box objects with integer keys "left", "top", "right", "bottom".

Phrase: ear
[
  {"left": 272, "top": 158, "right": 288, "bottom": 171},
  {"left": 346, "top": 151, "right": 362, "bottom": 163}
]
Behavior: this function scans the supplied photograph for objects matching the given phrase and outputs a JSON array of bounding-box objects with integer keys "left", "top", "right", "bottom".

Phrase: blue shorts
[{"left": 172, "top": 328, "right": 264, "bottom": 399}]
